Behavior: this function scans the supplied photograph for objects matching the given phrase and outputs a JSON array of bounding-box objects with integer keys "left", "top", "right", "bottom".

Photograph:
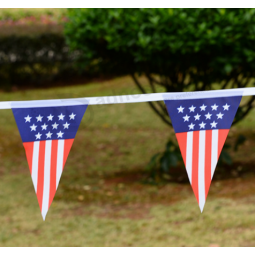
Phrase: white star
[
  {"left": 210, "top": 121, "right": 218, "bottom": 128},
  {"left": 189, "top": 105, "right": 196, "bottom": 112},
  {"left": 52, "top": 122, "right": 59, "bottom": 129},
  {"left": 69, "top": 113, "right": 76, "bottom": 120},
  {"left": 63, "top": 122, "right": 70, "bottom": 129},
  {"left": 24, "top": 115, "right": 32, "bottom": 123},
  {"left": 30, "top": 124, "right": 37, "bottom": 131},
  {"left": 223, "top": 103, "right": 230, "bottom": 111},
  {"left": 211, "top": 104, "right": 218, "bottom": 111},
  {"left": 177, "top": 106, "right": 185, "bottom": 113},
  {"left": 194, "top": 113, "right": 201, "bottom": 121},
  {"left": 36, "top": 115, "right": 43, "bottom": 122},
  {"left": 205, "top": 112, "right": 212, "bottom": 119},
  {"left": 47, "top": 114, "right": 54, "bottom": 121},
  {"left": 199, "top": 122, "right": 206, "bottom": 129},
  {"left": 35, "top": 132, "right": 42, "bottom": 140},
  {"left": 46, "top": 131, "right": 52, "bottom": 139},
  {"left": 57, "top": 131, "right": 64, "bottom": 138},
  {"left": 183, "top": 114, "right": 190, "bottom": 122},
  {"left": 188, "top": 123, "right": 195, "bottom": 130},
  {"left": 58, "top": 113, "right": 65, "bottom": 121},
  {"left": 41, "top": 123, "right": 48, "bottom": 130},
  {"left": 217, "top": 112, "right": 224, "bottom": 119},
  {"left": 200, "top": 104, "right": 207, "bottom": 111}
]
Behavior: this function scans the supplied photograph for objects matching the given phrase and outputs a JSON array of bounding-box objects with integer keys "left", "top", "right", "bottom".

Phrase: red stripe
[
  {"left": 204, "top": 130, "right": 212, "bottom": 199},
  {"left": 48, "top": 140, "right": 58, "bottom": 209},
  {"left": 192, "top": 131, "right": 199, "bottom": 204},
  {"left": 37, "top": 141, "right": 45, "bottom": 211},
  {"left": 176, "top": 133, "right": 187, "bottom": 166},
  {"left": 218, "top": 129, "right": 229, "bottom": 159},
  {"left": 23, "top": 142, "right": 34, "bottom": 174},
  {"left": 63, "top": 139, "right": 74, "bottom": 169}
]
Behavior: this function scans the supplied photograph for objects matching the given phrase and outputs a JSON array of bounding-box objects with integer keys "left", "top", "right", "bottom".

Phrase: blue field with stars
[{"left": 164, "top": 96, "right": 242, "bottom": 134}]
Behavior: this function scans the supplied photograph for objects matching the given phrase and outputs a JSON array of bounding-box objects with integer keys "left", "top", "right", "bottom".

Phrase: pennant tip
[
  {"left": 199, "top": 202, "right": 205, "bottom": 213},
  {"left": 41, "top": 211, "right": 47, "bottom": 221}
]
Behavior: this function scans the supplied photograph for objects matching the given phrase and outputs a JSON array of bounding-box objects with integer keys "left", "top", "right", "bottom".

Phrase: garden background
[{"left": 1, "top": 8, "right": 255, "bottom": 246}]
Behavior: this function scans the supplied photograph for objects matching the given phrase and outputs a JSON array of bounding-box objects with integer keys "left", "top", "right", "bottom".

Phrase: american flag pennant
[
  {"left": 12, "top": 104, "right": 88, "bottom": 220},
  {"left": 164, "top": 94, "right": 242, "bottom": 212}
]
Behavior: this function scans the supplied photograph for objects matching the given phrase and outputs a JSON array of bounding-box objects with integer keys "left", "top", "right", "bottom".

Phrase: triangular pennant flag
[
  {"left": 12, "top": 104, "right": 88, "bottom": 220},
  {"left": 164, "top": 94, "right": 242, "bottom": 212}
]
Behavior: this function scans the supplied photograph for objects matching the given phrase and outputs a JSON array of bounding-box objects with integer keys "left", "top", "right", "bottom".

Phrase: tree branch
[
  {"left": 146, "top": 74, "right": 168, "bottom": 88},
  {"left": 232, "top": 96, "right": 255, "bottom": 125}
]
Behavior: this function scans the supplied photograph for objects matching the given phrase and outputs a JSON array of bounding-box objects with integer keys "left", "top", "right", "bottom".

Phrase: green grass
[{"left": 1, "top": 76, "right": 255, "bottom": 246}]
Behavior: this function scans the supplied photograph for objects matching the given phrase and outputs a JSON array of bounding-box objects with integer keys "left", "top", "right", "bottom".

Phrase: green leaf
[
  {"left": 224, "top": 64, "right": 232, "bottom": 73},
  {"left": 219, "top": 151, "right": 232, "bottom": 165}
]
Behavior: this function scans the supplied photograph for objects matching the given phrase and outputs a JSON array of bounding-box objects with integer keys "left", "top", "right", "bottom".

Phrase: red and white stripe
[
  {"left": 176, "top": 129, "right": 229, "bottom": 212},
  {"left": 23, "top": 139, "right": 74, "bottom": 220}
]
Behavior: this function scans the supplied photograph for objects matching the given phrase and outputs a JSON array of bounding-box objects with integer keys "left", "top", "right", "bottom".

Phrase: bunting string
[
  {"left": 1, "top": 87, "right": 255, "bottom": 220},
  {"left": 0, "top": 87, "right": 254, "bottom": 109}
]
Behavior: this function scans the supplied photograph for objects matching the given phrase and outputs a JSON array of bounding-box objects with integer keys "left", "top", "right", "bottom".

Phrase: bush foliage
[
  {"left": 0, "top": 25, "right": 87, "bottom": 89},
  {"left": 65, "top": 8, "right": 255, "bottom": 126},
  {"left": 65, "top": 8, "right": 255, "bottom": 178}
]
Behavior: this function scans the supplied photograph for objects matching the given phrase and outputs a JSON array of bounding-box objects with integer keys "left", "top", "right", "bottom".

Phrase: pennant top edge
[
  {"left": 11, "top": 99, "right": 90, "bottom": 109},
  {"left": 163, "top": 89, "right": 244, "bottom": 101}
]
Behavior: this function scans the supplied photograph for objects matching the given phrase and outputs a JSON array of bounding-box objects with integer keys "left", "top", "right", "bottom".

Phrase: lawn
[{"left": 1, "top": 76, "right": 255, "bottom": 246}]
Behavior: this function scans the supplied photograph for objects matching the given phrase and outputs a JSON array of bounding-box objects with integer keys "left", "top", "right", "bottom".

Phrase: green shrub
[
  {"left": 65, "top": 8, "right": 255, "bottom": 178},
  {"left": 0, "top": 25, "right": 87, "bottom": 89},
  {"left": 65, "top": 8, "right": 255, "bottom": 126}
]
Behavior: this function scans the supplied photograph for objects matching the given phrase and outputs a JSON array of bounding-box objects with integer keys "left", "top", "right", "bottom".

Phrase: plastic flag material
[
  {"left": 164, "top": 95, "right": 242, "bottom": 212},
  {"left": 12, "top": 104, "right": 88, "bottom": 220}
]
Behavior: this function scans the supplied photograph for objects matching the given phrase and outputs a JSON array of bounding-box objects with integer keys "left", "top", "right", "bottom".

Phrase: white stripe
[
  {"left": 31, "top": 141, "right": 40, "bottom": 193},
  {"left": 198, "top": 130, "right": 206, "bottom": 212},
  {"left": 4, "top": 87, "right": 246, "bottom": 109},
  {"left": 211, "top": 129, "right": 218, "bottom": 178},
  {"left": 56, "top": 139, "right": 64, "bottom": 188},
  {"left": 41, "top": 140, "right": 52, "bottom": 220},
  {"left": 186, "top": 132, "right": 193, "bottom": 184}
]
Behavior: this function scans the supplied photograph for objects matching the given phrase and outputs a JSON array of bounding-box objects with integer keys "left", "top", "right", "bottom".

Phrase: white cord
[{"left": 1, "top": 87, "right": 254, "bottom": 109}]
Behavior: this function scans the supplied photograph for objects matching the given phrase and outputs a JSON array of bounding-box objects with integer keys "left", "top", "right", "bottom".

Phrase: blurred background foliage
[
  {"left": 0, "top": 8, "right": 254, "bottom": 180},
  {"left": 0, "top": 8, "right": 92, "bottom": 90},
  {"left": 65, "top": 8, "right": 255, "bottom": 180},
  {"left": 0, "top": 8, "right": 67, "bottom": 22},
  {"left": 65, "top": 8, "right": 255, "bottom": 126}
]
